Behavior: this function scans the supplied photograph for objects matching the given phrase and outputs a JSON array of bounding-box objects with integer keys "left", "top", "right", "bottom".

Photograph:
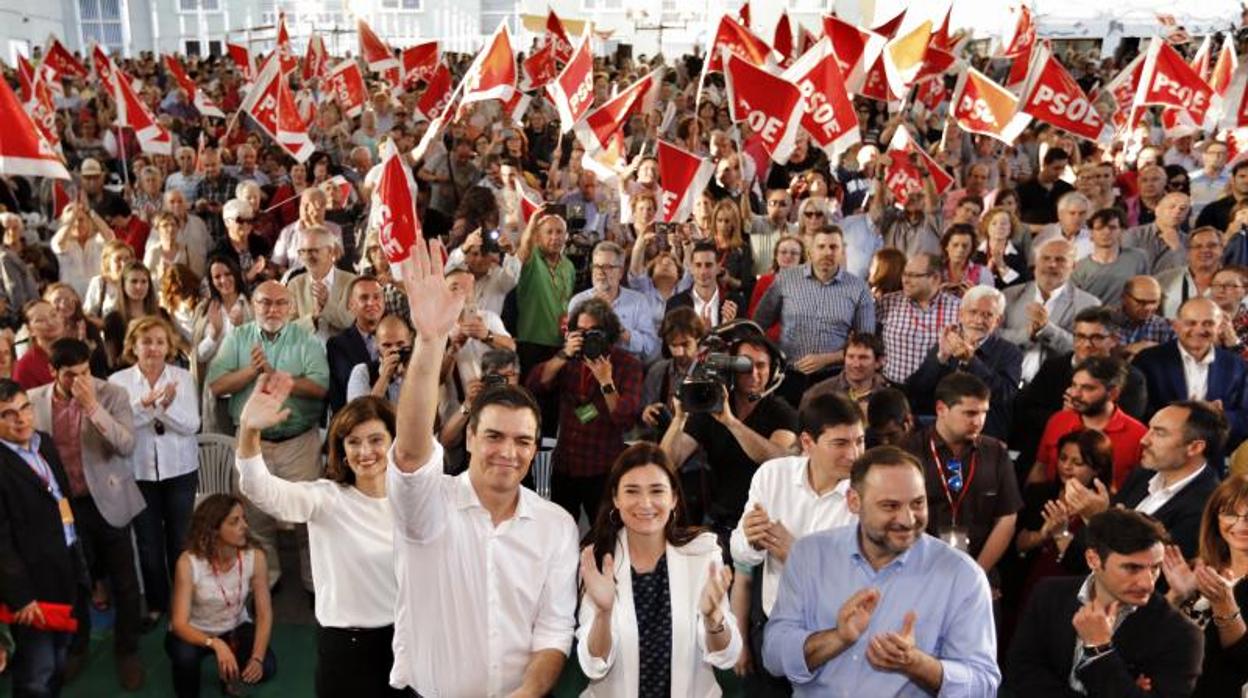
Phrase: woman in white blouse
[
  {"left": 234, "top": 372, "right": 403, "bottom": 697},
  {"left": 109, "top": 316, "right": 201, "bottom": 628},
  {"left": 190, "top": 255, "right": 251, "bottom": 434},
  {"left": 578, "top": 443, "right": 741, "bottom": 697}
]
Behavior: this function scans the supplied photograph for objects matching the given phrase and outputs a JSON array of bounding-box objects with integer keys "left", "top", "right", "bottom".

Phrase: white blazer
[{"left": 576, "top": 530, "right": 741, "bottom": 698}]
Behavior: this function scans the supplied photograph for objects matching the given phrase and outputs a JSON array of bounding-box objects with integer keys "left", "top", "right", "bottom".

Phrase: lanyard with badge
[
  {"left": 28, "top": 450, "right": 75, "bottom": 528},
  {"left": 929, "top": 437, "right": 976, "bottom": 552}
]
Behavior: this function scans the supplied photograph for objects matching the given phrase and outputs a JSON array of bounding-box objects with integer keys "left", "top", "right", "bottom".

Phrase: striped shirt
[
  {"left": 878, "top": 290, "right": 962, "bottom": 383},
  {"left": 752, "top": 265, "right": 875, "bottom": 361}
]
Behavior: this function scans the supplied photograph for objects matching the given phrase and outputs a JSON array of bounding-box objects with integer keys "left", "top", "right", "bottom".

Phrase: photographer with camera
[
  {"left": 438, "top": 349, "right": 522, "bottom": 472},
  {"left": 568, "top": 241, "right": 662, "bottom": 364},
  {"left": 442, "top": 227, "right": 520, "bottom": 317},
  {"left": 660, "top": 320, "right": 798, "bottom": 546},
  {"left": 526, "top": 298, "right": 643, "bottom": 522},
  {"left": 345, "top": 315, "right": 412, "bottom": 404},
  {"left": 638, "top": 308, "right": 708, "bottom": 440}
]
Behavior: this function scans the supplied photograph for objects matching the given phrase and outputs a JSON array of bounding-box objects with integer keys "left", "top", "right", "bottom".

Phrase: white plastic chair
[{"left": 196, "top": 433, "right": 238, "bottom": 502}]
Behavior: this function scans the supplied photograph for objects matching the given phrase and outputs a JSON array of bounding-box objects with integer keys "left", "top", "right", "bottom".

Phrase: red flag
[
  {"left": 1004, "top": 41, "right": 1033, "bottom": 89},
  {"left": 1134, "top": 37, "right": 1218, "bottom": 127},
  {"left": 0, "top": 74, "right": 68, "bottom": 179},
  {"left": 370, "top": 144, "right": 422, "bottom": 268},
  {"left": 950, "top": 67, "right": 1030, "bottom": 144},
  {"left": 276, "top": 12, "right": 297, "bottom": 75},
  {"left": 1000, "top": 5, "right": 1036, "bottom": 58},
  {"left": 17, "top": 55, "right": 34, "bottom": 103},
  {"left": 882, "top": 2, "right": 950, "bottom": 98},
  {"left": 415, "top": 64, "right": 454, "bottom": 122},
  {"left": 915, "top": 47, "right": 958, "bottom": 85},
  {"left": 1017, "top": 43, "right": 1109, "bottom": 142},
  {"left": 502, "top": 91, "right": 532, "bottom": 128},
  {"left": 1212, "top": 36, "right": 1238, "bottom": 96},
  {"left": 228, "top": 43, "right": 254, "bottom": 81},
  {"left": 774, "top": 11, "right": 793, "bottom": 63},
  {"left": 656, "top": 139, "right": 715, "bottom": 223},
  {"left": 1219, "top": 63, "right": 1248, "bottom": 129},
  {"left": 515, "top": 177, "right": 543, "bottom": 224},
  {"left": 460, "top": 23, "right": 517, "bottom": 106},
  {"left": 110, "top": 62, "right": 173, "bottom": 156},
  {"left": 1190, "top": 35, "right": 1213, "bottom": 82},
  {"left": 41, "top": 37, "right": 88, "bottom": 80},
  {"left": 238, "top": 57, "right": 314, "bottom": 162},
  {"left": 859, "top": 55, "right": 897, "bottom": 103},
  {"left": 822, "top": 15, "right": 887, "bottom": 93},
  {"left": 574, "top": 68, "right": 663, "bottom": 154},
  {"left": 1104, "top": 51, "right": 1144, "bottom": 113},
  {"left": 724, "top": 53, "right": 804, "bottom": 164},
  {"left": 52, "top": 180, "right": 71, "bottom": 219},
  {"left": 545, "top": 10, "right": 574, "bottom": 64},
  {"left": 916, "top": 78, "right": 947, "bottom": 110},
  {"left": 704, "top": 15, "right": 776, "bottom": 73},
  {"left": 547, "top": 32, "right": 594, "bottom": 133},
  {"left": 303, "top": 33, "right": 329, "bottom": 82},
  {"left": 931, "top": 5, "right": 954, "bottom": 51},
  {"left": 164, "top": 55, "right": 225, "bottom": 118},
  {"left": 884, "top": 126, "right": 952, "bottom": 204},
  {"left": 797, "top": 24, "right": 816, "bottom": 58},
  {"left": 872, "top": 11, "right": 905, "bottom": 39},
  {"left": 90, "top": 44, "right": 118, "bottom": 88},
  {"left": 24, "top": 71, "right": 60, "bottom": 154},
  {"left": 357, "top": 18, "right": 399, "bottom": 74},
  {"left": 522, "top": 42, "right": 558, "bottom": 91},
  {"left": 324, "top": 60, "right": 368, "bottom": 118},
  {"left": 782, "top": 37, "right": 860, "bottom": 161},
  {"left": 401, "top": 42, "right": 440, "bottom": 91},
  {"left": 739, "top": 1, "right": 751, "bottom": 29}
]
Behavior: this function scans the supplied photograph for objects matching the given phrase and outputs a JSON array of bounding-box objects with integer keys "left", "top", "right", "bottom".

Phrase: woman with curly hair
[{"left": 167, "top": 494, "right": 275, "bottom": 697}]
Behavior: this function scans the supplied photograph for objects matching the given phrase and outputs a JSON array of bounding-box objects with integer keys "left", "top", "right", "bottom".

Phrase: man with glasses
[
  {"left": 206, "top": 281, "right": 329, "bottom": 592},
  {"left": 1072, "top": 207, "right": 1150, "bottom": 305},
  {"left": 878, "top": 253, "right": 962, "bottom": 384},
  {"left": 272, "top": 188, "right": 343, "bottom": 272},
  {"left": 1157, "top": 225, "right": 1224, "bottom": 318},
  {"left": 214, "top": 199, "right": 275, "bottom": 289},
  {"left": 901, "top": 372, "right": 1022, "bottom": 584},
  {"left": 288, "top": 226, "right": 357, "bottom": 343},
  {"left": 567, "top": 241, "right": 660, "bottom": 363},
  {"left": 747, "top": 188, "right": 798, "bottom": 275},
  {"left": 1115, "top": 275, "right": 1176, "bottom": 359}
]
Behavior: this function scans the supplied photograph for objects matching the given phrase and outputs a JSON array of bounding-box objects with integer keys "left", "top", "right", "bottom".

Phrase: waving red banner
[
  {"left": 950, "top": 67, "right": 1030, "bottom": 144},
  {"left": 401, "top": 42, "right": 440, "bottom": 90},
  {"left": 782, "top": 37, "right": 860, "bottom": 161},
  {"left": 656, "top": 139, "right": 715, "bottom": 223},
  {"left": 724, "top": 53, "right": 804, "bottom": 164},
  {"left": 1017, "top": 43, "right": 1110, "bottom": 142},
  {"left": 370, "top": 143, "right": 423, "bottom": 268},
  {"left": 548, "top": 33, "right": 594, "bottom": 133},
  {"left": 324, "top": 60, "right": 367, "bottom": 118}
]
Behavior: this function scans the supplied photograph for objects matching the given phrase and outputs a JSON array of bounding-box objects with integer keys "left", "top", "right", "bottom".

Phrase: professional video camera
[{"left": 677, "top": 320, "right": 787, "bottom": 414}]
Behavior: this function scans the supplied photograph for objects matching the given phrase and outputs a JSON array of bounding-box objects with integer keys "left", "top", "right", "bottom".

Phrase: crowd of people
[{"left": 0, "top": 23, "right": 1247, "bottom": 698}]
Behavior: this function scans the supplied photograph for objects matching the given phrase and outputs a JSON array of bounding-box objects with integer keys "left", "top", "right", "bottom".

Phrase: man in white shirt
[
  {"left": 388, "top": 239, "right": 577, "bottom": 697},
  {"left": 443, "top": 228, "right": 522, "bottom": 317},
  {"left": 272, "top": 188, "right": 344, "bottom": 272},
  {"left": 729, "top": 391, "right": 864, "bottom": 694},
  {"left": 164, "top": 146, "right": 202, "bottom": 202},
  {"left": 1188, "top": 139, "right": 1229, "bottom": 218},
  {"left": 1032, "top": 191, "right": 1094, "bottom": 261}
]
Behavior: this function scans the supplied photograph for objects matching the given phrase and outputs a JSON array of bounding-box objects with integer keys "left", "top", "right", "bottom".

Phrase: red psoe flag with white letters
[
  {"left": 724, "top": 52, "right": 804, "bottom": 164},
  {"left": 950, "top": 67, "right": 1031, "bottom": 144},
  {"left": 324, "top": 60, "right": 368, "bottom": 118},
  {"left": 238, "top": 57, "right": 314, "bottom": 162},
  {"left": 884, "top": 126, "right": 953, "bottom": 204},
  {"left": 705, "top": 15, "right": 776, "bottom": 73},
  {"left": 781, "top": 37, "right": 860, "bottom": 162},
  {"left": 656, "top": 139, "right": 715, "bottom": 223},
  {"left": 999, "top": 5, "right": 1036, "bottom": 58},
  {"left": 401, "top": 42, "right": 440, "bottom": 91},
  {"left": 357, "top": 18, "right": 399, "bottom": 74},
  {"left": 1134, "top": 37, "right": 1219, "bottom": 127},
  {"left": 370, "top": 144, "right": 422, "bottom": 269},
  {"left": 110, "top": 64, "right": 173, "bottom": 156},
  {"left": 303, "top": 33, "right": 329, "bottom": 82},
  {"left": 460, "top": 23, "right": 517, "bottom": 107},
  {"left": 415, "top": 64, "right": 454, "bottom": 122},
  {"left": 1017, "top": 43, "right": 1110, "bottom": 143},
  {"left": 822, "top": 15, "right": 886, "bottom": 93},
  {"left": 548, "top": 31, "right": 595, "bottom": 133},
  {"left": 574, "top": 68, "right": 663, "bottom": 154},
  {"left": 0, "top": 75, "right": 69, "bottom": 180},
  {"left": 545, "top": 10, "right": 574, "bottom": 64},
  {"left": 522, "top": 42, "right": 558, "bottom": 91},
  {"left": 276, "top": 12, "right": 297, "bottom": 75},
  {"left": 42, "top": 36, "right": 88, "bottom": 80}
]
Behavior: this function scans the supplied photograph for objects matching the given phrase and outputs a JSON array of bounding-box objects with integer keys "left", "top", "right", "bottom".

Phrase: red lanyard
[
  {"left": 928, "top": 436, "right": 978, "bottom": 526},
  {"left": 212, "top": 550, "right": 245, "bottom": 614}
]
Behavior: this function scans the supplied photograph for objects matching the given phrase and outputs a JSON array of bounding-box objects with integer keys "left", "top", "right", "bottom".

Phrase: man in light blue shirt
[
  {"left": 763, "top": 446, "right": 1000, "bottom": 697},
  {"left": 568, "top": 241, "right": 661, "bottom": 363}
]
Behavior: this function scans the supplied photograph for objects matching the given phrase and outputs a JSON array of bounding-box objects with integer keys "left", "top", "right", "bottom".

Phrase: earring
[{"left": 609, "top": 508, "right": 622, "bottom": 526}]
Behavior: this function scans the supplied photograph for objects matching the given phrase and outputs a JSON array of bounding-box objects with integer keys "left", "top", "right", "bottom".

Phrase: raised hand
[
  {"left": 699, "top": 563, "right": 733, "bottom": 620},
  {"left": 836, "top": 588, "right": 881, "bottom": 645},
  {"left": 402, "top": 238, "right": 464, "bottom": 339},
  {"left": 742, "top": 503, "right": 771, "bottom": 550},
  {"left": 580, "top": 547, "right": 616, "bottom": 612},
  {"left": 866, "top": 611, "right": 918, "bottom": 671},
  {"left": 1072, "top": 587, "right": 1118, "bottom": 647},
  {"left": 1194, "top": 563, "right": 1238, "bottom": 613},
  {"left": 239, "top": 372, "right": 294, "bottom": 432},
  {"left": 1160, "top": 545, "right": 1197, "bottom": 602}
]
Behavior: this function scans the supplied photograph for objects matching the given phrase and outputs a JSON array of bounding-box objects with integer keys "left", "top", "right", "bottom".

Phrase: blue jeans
[
  {"left": 8, "top": 625, "right": 72, "bottom": 697},
  {"left": 134, "top": 471, "right": 198, "bottom": 614}
]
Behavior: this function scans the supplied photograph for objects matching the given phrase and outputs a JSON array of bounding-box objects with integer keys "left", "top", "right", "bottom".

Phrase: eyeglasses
[
  {"left": 591, "top": 264, "right": 621, "bottom": 273},
  {"left": 1073, "top": 332, "right": 1111, "bottom": 344},
  {"left": 255, "top": 298, "right": 291, "bottom": 309},
  {"left": 0, "top": 402, "right": 32, "bottom": 422},
  {"left": 1218, "top": 511, "right": 1248, "bottom": 525},
  {"left": 945, "top": 458, "right": 964, "bottom": 493},
  {"left": 803, "top": 211, "right": 825, "bottom": 218},
  {"left": 1212, "top": 283, "right": 1245, "bottom": 291}
]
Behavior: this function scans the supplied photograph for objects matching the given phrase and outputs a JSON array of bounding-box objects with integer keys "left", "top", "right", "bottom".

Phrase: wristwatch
[
  {"left": 483, "top": 330, "right": 495, "bottom": 345},
  {"left": 600, "top": 383, "right": 616, "bottom": 395},
  {"left": 1082, "top": 642, "right": 1114, "bottom": 659}
]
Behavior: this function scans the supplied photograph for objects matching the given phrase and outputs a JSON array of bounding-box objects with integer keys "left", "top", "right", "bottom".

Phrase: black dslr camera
[
  {"left": 578, "top": 328, "right": 610, "bottom": 360},
  {"left": 678, "top": 334, "right": 753, "bottom": 414}
]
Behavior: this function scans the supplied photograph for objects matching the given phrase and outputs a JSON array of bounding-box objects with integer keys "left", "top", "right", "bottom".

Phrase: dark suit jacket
[
  {"left": 326, "top": 325, "right": 371, "bottom": 414},
  {"left": 665, "top": 287, "right": 747, "bottom": 328},
  {"left": 0, "top": 433, "right": 83, "bottom": 609},
  {"left": 1114, "top": 465, "right": 1220, "bottom": 559},
  {"left": 906, "top": 334, "right": 1023, "bottom": 442},
  {"left": 1003, "top": 576, "right": 1203, "bottom": 698},
  {"left": 1133, "top": 341, "right": 1248, "bottom": 450}
]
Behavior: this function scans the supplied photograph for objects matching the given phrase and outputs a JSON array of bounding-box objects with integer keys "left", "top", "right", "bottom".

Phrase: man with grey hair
[
  {"left": 907, "top": 284, "right": 1022, "bottom": 440},
  {"left": 158, "top": 188, "right": 210, "bottom": 277},
  {"left": 164, "top": 146, "right": 201, "bottom": 201},
  {"left": 1124, "top": 192, "right": 1192, "bottom": 273},
  {"left": 1032, "top": 191, "right": 1093, "bottom": 260},
  {"left": 286, "top": 225, "right": 357, "bottom": 342},
  {"left": 227, "top": 143, "right": 270, "bottom": 186},
  {"left": 272, "top": 187, "right": 343, "bottom": 272},
  {"left": 566, "top": 240, "right": 661, "bottom": 362},
  {"left": 1001, "top": 237, "right": 1101, "bottom": 384}
]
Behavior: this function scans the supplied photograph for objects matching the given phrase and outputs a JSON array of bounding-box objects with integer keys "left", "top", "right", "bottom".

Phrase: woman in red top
[
  {"left": 13, "top": 300, "right": 63, "bottom": 390},
  {"left": 747, "top": 236, "right": 804, "bottom": 343}
]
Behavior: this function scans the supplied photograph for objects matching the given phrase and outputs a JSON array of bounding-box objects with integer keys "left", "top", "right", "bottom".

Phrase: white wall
[{"left": 0, "top": 0, "right": 69, "bottom": 65}]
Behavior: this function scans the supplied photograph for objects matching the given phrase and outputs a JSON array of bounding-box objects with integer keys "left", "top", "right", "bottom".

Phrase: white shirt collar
[
  {"left": 1034, "top": 281, "right": 1067, "bottom": 307},
  {"left": 1146, "top": 464, "right": 1207, "bottom": 500},
  {"left": 795, "top": 458, "right": 851, "bottom": 499},
  {"left": 1177, "top": 343, "right": 1216, "bottom": 368}
]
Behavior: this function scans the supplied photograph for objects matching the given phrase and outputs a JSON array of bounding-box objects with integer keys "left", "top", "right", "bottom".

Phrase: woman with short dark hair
[{"left": 234, "top": 374, "right": 404, "bottom": 696}]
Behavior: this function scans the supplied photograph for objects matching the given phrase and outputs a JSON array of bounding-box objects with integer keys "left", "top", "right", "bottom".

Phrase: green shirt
[
  {"left": 204, "top": 321, "right": 329, "bottom": 439},
  {"left": 516, "top": 253, "right": 575, "bottom": 347}
]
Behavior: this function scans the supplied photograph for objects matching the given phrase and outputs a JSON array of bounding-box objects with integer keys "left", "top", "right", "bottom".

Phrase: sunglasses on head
[{"left": 945, "top": 459, "right": 964, "bottom": 493}]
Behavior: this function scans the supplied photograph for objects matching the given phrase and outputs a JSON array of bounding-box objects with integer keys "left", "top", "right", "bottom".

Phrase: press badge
[
  {"left": 574, "top": 402, "right": 600, "bottom": 424},
  {"left": 58, "top": 497, "right": 75, "bottom": 526},
  {"left": 940, "top": 526, "right": 970, "bottom": 553}
]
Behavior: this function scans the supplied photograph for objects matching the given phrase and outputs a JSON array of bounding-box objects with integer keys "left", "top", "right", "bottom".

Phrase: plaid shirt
[
  {"left": 877, "top": 290, "right": 961, "bottom": 383},
  {"left": 1117, "top": 312, "right": 1176, "bottom": 346},
  {"left": 752, "top": 265, "right": 876, "bottom": 361},
  {"left": 526, "top": 347, "right": 643, "bottom": 478}
]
